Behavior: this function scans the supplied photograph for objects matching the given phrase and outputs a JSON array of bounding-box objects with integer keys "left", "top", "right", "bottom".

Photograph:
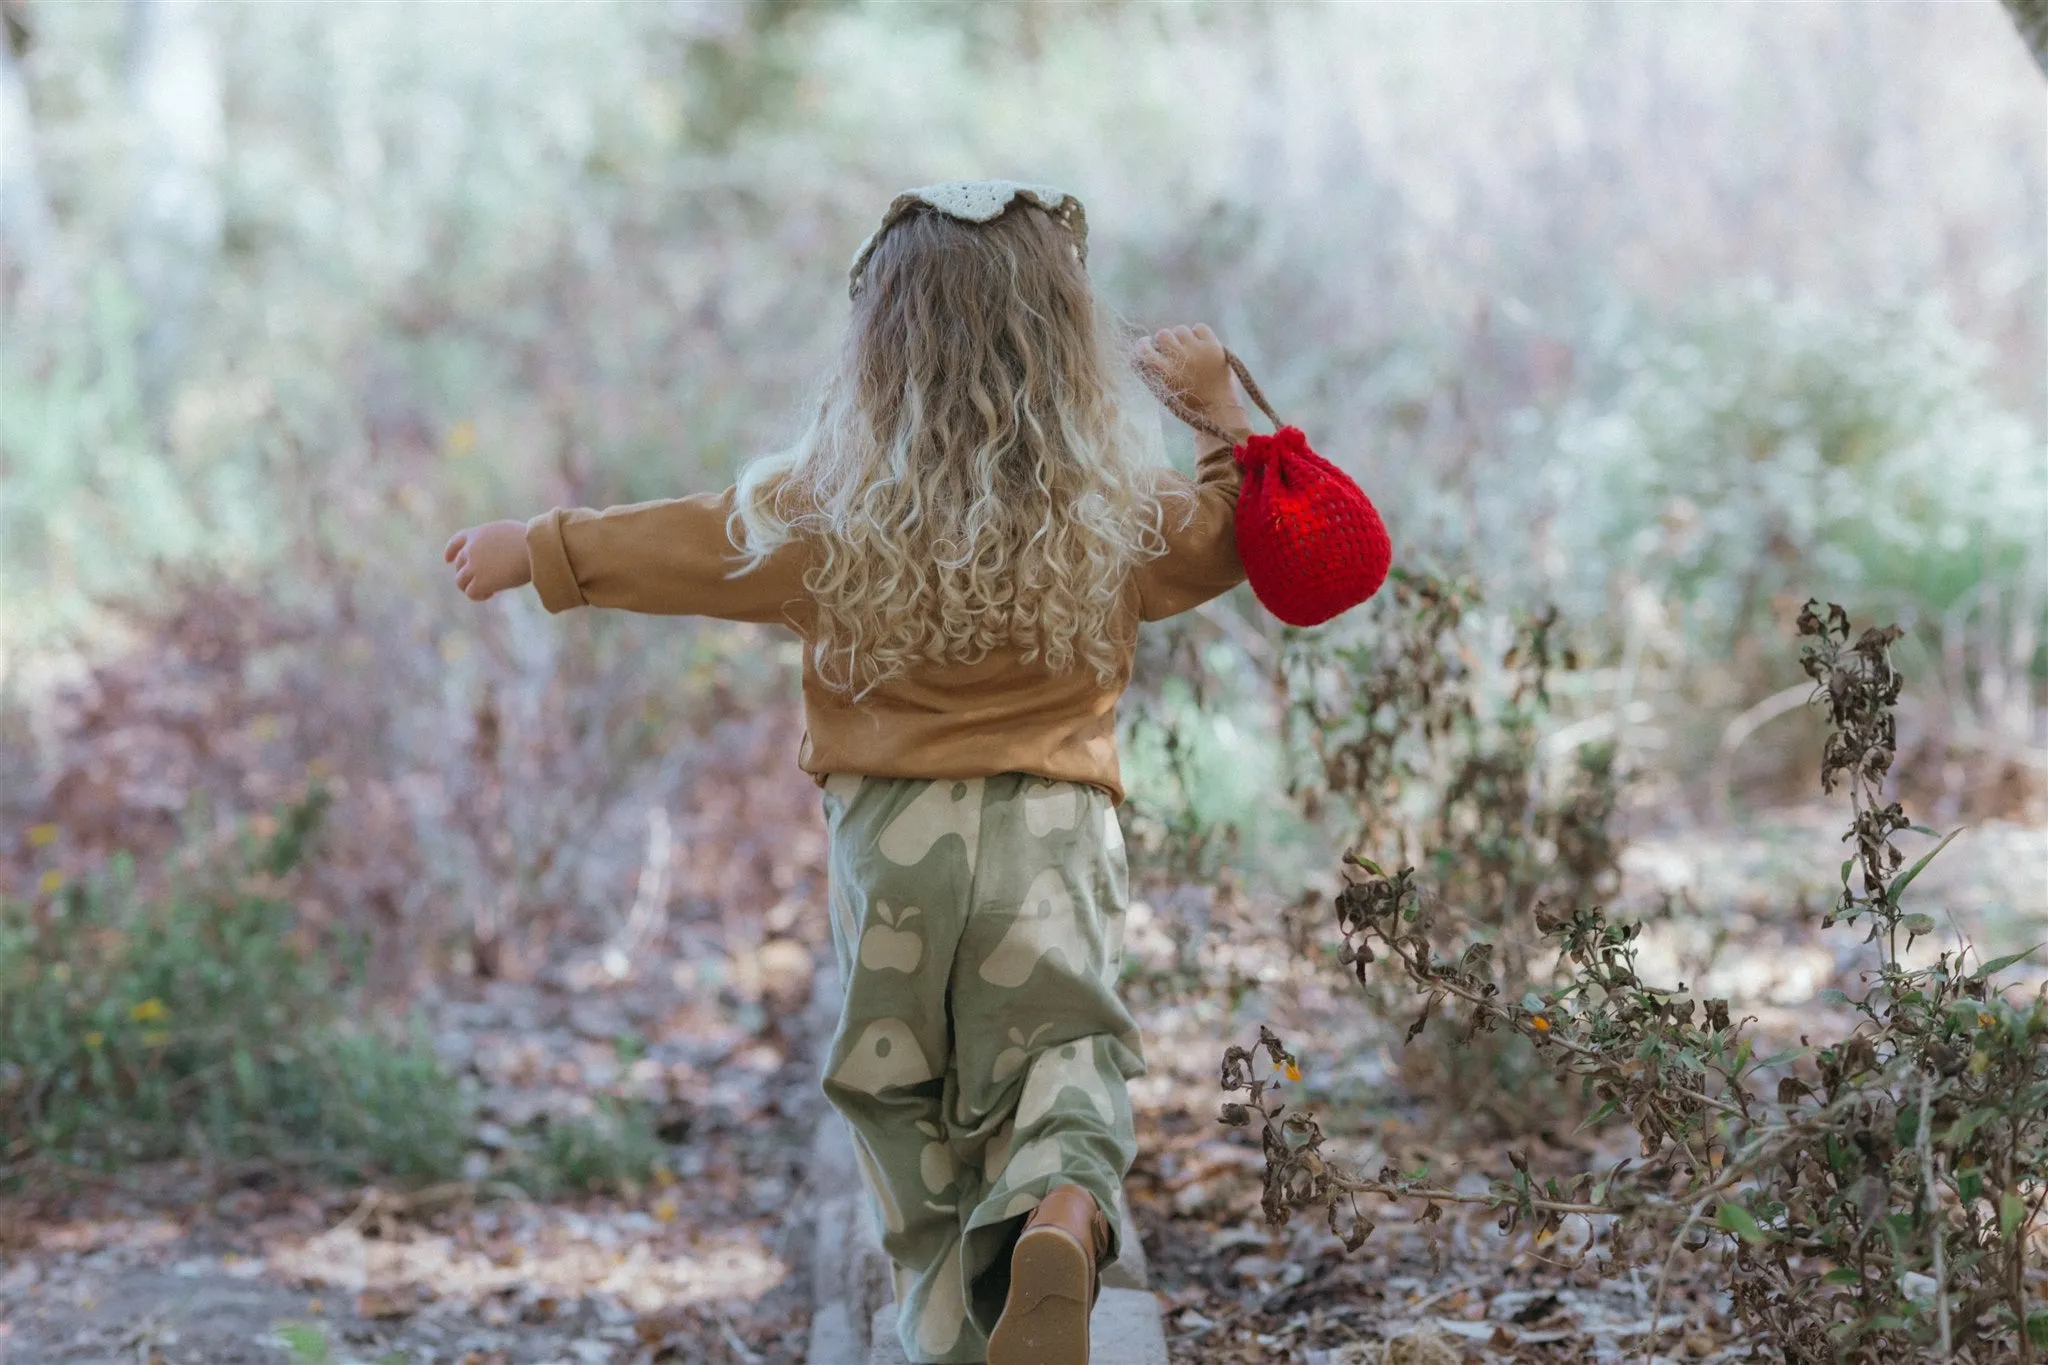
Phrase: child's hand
[
  {"left": 443, "top": 520, "right": 533, "bottom": 601},
  {"left": 1138, "top": 324, "right": 1247, "bottom": 432}
]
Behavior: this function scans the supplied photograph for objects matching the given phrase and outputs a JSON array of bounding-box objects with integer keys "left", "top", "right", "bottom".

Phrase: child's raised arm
[
  {"left": 1132, "top": 324, "right": 1253, "bottom": 621},
  {"left": 444, "top": 488, "right": 807, "bottom": 628}
]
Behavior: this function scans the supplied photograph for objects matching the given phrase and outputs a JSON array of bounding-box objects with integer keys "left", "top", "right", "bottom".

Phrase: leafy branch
[{"left": 1224, "top": 593, "right": 2047, "bottom": 1364}]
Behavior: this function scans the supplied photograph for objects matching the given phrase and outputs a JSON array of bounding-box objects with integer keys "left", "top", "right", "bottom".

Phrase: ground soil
[{"left": 3, "top": 809, "right": 2042, "bottom": 1364}]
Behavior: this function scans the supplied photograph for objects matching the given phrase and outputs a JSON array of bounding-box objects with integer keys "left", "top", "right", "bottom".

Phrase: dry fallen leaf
[{"left": 355, "top": 1284, "right": 423, "bottom": 1320}]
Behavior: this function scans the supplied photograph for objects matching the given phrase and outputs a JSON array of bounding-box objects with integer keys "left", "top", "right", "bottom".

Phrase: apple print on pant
[
  {"left": 861, "top": 901, "right": 925, "bottom": 973},
  {"left": 877, "top": 777, "right": 983, "bottom": 871},
  {"left": 978, "top": 866, "right": 1089, "bottom": 988},
  {"left": 915, "top": 1119, "right": 955, "bottom": 1194},
  {"left": 830, "top": 1017, "right": 934, "bottom": 1096},
  {"left": 990, "top": 1023, "right": 1054, "bottom": 1083},
  {"left": 1021, "top": 779, "right": 1081, "bottom": 836},
  {"left": 979, "top": 1119, "right": 1015, "bottom": 1185},
  {"left": 992, "top": 1134, "right": 1065, "bottom": 1193},
  {"left": 1015, "top": 1037, "right": 1116, "bottom": 1128}
]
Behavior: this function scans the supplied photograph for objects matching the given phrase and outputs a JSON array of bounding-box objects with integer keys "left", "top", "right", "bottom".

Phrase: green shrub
[
  {"left": 511, "top": 1098, "right": 668, "bottom": 1199},
  {"left": 0, "top": 789, "right": 468, "bottom": 1184},
  {"left": 1548, "top": 289, "right": 2045, "bottom": 678}
]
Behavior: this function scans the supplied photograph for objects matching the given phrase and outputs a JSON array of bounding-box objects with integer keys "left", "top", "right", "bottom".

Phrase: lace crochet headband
[{"left": 847, "top": 180, "right": 1088, "bottom": 300}]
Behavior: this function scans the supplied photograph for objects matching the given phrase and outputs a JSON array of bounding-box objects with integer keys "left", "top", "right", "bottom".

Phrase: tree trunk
[
  {"left": 126, "top": 0, "right": 224, "bottom": 397},
  {"left": 2001, "top": 0, "right": 2048, "bottom": 78},
  {"left": 0, "top": 20, "right": 74, "bottom": 316}
]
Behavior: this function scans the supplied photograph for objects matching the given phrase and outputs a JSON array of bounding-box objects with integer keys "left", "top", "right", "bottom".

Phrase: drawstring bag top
[{"left": 1148, "top": 352, "right": 1392, "bottom": 628}]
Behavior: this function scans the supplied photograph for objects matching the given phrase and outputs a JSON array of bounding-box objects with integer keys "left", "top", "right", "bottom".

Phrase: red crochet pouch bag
[{"left": 1156, "top": 351, "right": 1392, "bottom": 627}]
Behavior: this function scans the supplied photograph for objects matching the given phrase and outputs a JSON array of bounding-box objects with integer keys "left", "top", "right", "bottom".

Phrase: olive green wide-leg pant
[{"left": 819, "top": 772, "right": 1144, "bottom": 1365}]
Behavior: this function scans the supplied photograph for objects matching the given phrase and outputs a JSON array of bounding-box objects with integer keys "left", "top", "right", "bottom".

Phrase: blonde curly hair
[{"left": 727, "top": 199, "right": 1189, "bottom": 700}]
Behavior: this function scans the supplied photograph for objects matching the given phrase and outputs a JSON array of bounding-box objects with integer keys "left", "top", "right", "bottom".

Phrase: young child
[{"left": 443, "top": 180, "right": 1252, "bottom": 1365}]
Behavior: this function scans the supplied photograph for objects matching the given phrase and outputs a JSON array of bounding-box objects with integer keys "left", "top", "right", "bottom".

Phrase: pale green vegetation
[{"left": 0, "top": 1, "right": 2040, "bottom": 1190}]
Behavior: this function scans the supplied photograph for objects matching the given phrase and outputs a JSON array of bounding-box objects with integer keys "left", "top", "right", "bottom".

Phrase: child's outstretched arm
[
  {"left": 444, "top": 520, "right": 531, "bottom": 600},
  {"left": 443, "top": 488, "right": 806, "bottom": 628},
  {"left": 1133, "top": 324, "right": 1253, "bottom": 621}
]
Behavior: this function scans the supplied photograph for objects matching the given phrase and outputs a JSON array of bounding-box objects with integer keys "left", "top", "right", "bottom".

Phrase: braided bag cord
[{"left": 1141, "top": 348, "right": 1391, "bottom": 627}]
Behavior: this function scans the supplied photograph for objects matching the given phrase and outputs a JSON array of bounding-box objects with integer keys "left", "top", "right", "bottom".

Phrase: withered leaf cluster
[{"left": 1227, "top": 591, "right": 2046, "bottom": 1364}]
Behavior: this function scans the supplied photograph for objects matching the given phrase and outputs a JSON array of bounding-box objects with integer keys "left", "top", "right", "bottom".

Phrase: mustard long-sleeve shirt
[{"left": 524, "top": 434, "right": 1245, "bottom": 806}]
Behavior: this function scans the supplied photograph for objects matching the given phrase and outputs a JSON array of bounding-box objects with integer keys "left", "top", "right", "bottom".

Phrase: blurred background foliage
[{"left": 0, "top": 0, "right": 2043, "bottom": 1179}]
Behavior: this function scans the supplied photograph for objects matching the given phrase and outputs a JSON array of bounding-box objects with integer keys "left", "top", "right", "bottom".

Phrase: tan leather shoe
[{"left": 986, "top": 1185, "right": 1112, "bottom": 1365}]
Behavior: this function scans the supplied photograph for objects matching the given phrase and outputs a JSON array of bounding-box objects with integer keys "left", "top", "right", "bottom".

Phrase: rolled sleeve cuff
[
  {"left": 525, "top": 510, "right": 587, "bottom": 614},
  {"left": 1195, "top": 428, "right": 1249, "bottom": 494}
]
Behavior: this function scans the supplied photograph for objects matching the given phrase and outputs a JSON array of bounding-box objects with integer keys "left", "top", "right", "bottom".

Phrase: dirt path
[
  {"left": 1, "top": 953, "right": 834, "bottom": 1365},
  {"left": 4, "top": 808, "right": 2041, "bottom": 1364}
]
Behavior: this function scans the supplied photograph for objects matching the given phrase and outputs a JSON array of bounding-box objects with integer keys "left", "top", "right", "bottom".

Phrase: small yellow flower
[
  {"left": 1531, "top": 1015, "right": 1552, "bottom": 1032},
  {"left": 1283, "top": 1061, "right": 1302, "bottom": 1083},
  {"left": 129, "top": 998, "right": 167, "bottom": 1023},
  {"left": 84, "top": 1031, "right": 104, "bottom": 1049},
  {"left": 38, "top": 870, "right": 63, "bottom": 895},
  {"left": 653, "top": 1165, "right": 676, "bottom": 1189},
  {"left": 28, "top": 824, "right": 59, "bottom": 847},
  {"left": 141, "top": 1030, "right": 171, "bottom": 1048},
  {"left": 1977, "top": 1012, "right": 1996, "bottom": 1029},
  {"left": 652, "top": 1194, "right": 679, "bottom": 1224}
]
